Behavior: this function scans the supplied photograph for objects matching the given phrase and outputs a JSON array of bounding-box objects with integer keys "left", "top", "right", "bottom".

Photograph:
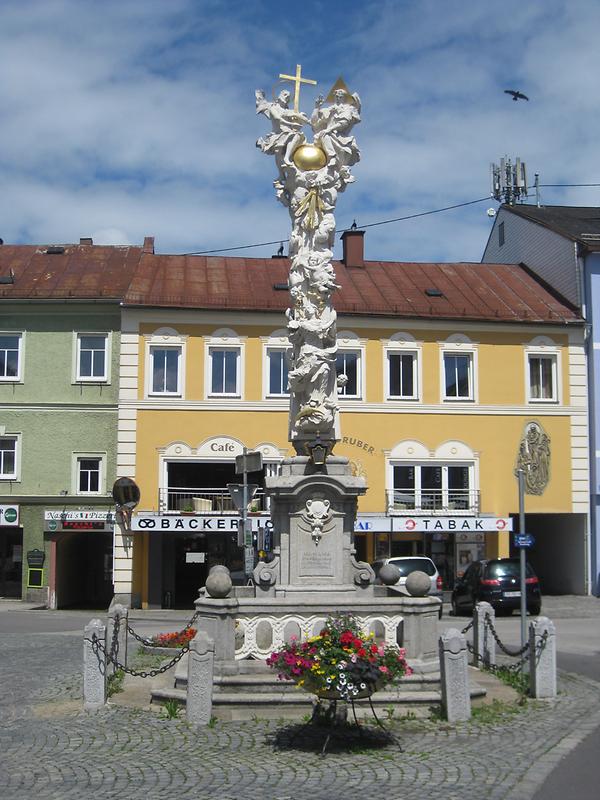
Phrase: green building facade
[{"left": 0, "top": 302, "right": 121, "bottom": 605}]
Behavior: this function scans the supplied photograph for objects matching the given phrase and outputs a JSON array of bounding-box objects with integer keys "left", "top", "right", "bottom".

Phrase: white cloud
[{"left": 0, "top": 0, "right": 598, "bottom": 261}]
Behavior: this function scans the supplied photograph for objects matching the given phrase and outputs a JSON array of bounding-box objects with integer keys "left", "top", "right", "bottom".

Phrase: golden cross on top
[{"left": 279, "top": 64, "right": 317, "bottom": 112}]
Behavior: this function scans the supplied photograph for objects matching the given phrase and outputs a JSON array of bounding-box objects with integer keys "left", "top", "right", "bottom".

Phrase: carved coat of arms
[{"left": 516, "top": 421, "right": 551, "bottom": 495}]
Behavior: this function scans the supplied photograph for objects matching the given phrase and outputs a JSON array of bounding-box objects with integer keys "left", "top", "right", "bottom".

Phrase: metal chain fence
[{"left": 84, "top": 606, "right": 202, "bottom": 679}]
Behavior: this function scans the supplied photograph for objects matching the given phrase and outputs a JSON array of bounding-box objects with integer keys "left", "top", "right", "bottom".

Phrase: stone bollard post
[
  {"left": 83, "top": 619, "right": 107, "bottom": 710},
  {"left": 529, "top": 616, "right": 556, "bottom": 698},
  {"left": 107, "top": 604, "right": 128, "bottom": 673},
  {"left": 439, "top": 628, "right": 471, "bottom": 722},
  {"left": 186, "top": 631, "right": 215, "bottom": 726},
  {"left": 472, "top": 602, "right": 496, "bottom": 668}
]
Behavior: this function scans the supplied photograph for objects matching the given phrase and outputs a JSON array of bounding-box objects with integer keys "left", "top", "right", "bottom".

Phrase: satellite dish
[{"left": 487, "top": 208, "right": 497, "bottom": 217}]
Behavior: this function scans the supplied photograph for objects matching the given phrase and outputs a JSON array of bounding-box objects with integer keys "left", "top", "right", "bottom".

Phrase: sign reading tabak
[{"left": 397, "top": 517, "right": 512, "bottom": 532}]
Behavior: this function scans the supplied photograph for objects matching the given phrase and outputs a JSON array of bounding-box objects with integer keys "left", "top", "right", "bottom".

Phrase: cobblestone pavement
[{"left": 1, "top": 629, "right": 600, "bottom": 800}]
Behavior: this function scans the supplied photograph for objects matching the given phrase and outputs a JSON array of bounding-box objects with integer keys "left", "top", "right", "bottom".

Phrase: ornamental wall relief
[{"left": 516, "top": 421, "right": 551, "bottom": 495}]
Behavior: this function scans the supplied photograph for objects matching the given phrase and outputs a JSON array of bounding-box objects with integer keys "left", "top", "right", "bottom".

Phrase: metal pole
[
  {"left": 517, "top": 468, "right": 527, "bottom": 651},
  {"left": 242, "top": 447, "right": 249, "bottom": 579}
]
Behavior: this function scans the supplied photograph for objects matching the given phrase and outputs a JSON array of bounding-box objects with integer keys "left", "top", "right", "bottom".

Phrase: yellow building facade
[{"left": 114, "top": 295, "right": 589, "bottom": 608}]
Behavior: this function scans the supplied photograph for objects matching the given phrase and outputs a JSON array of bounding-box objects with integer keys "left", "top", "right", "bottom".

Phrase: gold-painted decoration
[
  {"left": 295, "top": 187, "right": 325, "bottom": 230},
  {"left": 516, "top": 421, "right": 551, "bottom": 495},
  {"left": 292, "top": 143, "right": 327, "bottom": 171},
  {"left": 279, "top": 64, "right": 317, "bottom": 112},
  {"left": 325, "top": 76, "right": 357, "bottom": 106}
]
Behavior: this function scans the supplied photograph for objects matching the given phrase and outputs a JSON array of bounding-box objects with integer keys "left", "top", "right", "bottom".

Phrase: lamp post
[{"left": 516, "top": 468, "right": 527, "bottom": 653}]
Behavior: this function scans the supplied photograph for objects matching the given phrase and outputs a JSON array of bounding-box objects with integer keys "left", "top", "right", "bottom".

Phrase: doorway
[
  {"left": 54, "top": 531, "right": 113, "bottom": 608},
  {"left": 0, "top": 527, "right": 23, "bottom": 597}
]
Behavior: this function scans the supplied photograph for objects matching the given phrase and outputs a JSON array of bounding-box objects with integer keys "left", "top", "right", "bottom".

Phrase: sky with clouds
[{"left": 0, "top": 0, "right": 599, "bottom": 262}]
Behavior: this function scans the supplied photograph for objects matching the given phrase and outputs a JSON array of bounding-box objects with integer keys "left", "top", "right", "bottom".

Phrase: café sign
[{"left": 44, "top": 510, "right": 115, "bottom": 522}]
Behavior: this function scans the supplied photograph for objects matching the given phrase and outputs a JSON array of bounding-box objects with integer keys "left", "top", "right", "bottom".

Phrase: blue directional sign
[{"left": 514, "top": 533, "right": 535, "bottom": 548}]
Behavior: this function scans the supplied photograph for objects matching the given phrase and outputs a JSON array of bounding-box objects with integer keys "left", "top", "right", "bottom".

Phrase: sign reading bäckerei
[
  {"left": 130, "top": 514, "right": 512, "bottom": 533},
  {"left": 131, "top": 515, "right": 273, "bottom": 532}
]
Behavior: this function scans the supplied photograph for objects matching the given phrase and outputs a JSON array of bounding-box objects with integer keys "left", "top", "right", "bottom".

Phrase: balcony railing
[
  {"left": 386, "top": 488, "right": 480, "bottom": 515},
  {"left": 159, "top": 487, "right": 268, "bottom": 514}
]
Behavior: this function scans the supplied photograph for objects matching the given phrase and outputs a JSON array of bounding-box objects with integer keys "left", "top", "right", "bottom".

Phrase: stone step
[{"left": 150, "top": 685, "right": 448, "bottom": 720}]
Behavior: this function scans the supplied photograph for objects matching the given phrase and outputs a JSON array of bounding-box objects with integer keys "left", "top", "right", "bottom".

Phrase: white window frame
[
  {"left": 0, "top": 433, "right": 20, "bottom": 481},
  {"left": 525, "top": 337, "right": 561, "bottom": 404},
  {"left": 389, "top": 462, "right": 475, "bottom": 512},
  {"left": 205, "top": 328, "right": 245, "bottom": 399},
  {"left": 144, "top": 328, "right": 186, "bottom": 398},
  {"left": 384, "top": 333, "right": 421, "bottom": 401},
  {"left": 72, "top": 452, "right": 106, "bottom": 495},
  {"left": 73, "top": 332, "right": 111, "bottom": 383},
  {"left": 262, "top": 330, "right": 291, "bottom": 398},
  {"left": 0, "top": 331, "right": 24, "bottom": 383},
  {"left": 440, "top": 335, "right": 478, "bottom": 403},
  {"left": 336, "top": 331, "right": 365, "bottom": 401}
]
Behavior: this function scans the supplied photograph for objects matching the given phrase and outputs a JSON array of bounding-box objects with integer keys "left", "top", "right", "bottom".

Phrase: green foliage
[
  {"left": 207, "top": 715, "right": 218, "bottom": 728},
  {"left": 491, "top": 665, "right": 530, "bottom": 698},
  {"left": 160, "top": 699, "right": 182, "bottom": 719},
  {"left": 471, "top": 698, "right": 524, "bottom": 724},
  {"left": 107, "top": 669, "right": 125, "bottom": 697}
]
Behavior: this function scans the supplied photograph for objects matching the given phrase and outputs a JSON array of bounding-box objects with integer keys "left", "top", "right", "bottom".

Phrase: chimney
[
  {"left": 143, "top": 236, "right": 155, "bottom": 254},
  {"left": 341, "top": 229, "right": 365, "bottom": 267},
  {"left": 79, "top": 237, "right": 93, "bottom": 246}
]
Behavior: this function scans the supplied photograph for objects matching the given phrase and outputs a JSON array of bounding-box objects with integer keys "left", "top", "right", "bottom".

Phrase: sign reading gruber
[{"left": 0, "top": 505, "right": 19, "bottom": 526}]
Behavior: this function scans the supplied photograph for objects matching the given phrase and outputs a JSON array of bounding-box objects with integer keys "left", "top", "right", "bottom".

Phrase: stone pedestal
[
  {"left": 439, "top": 628, "right": 471, "bottom": 722},
  {"left": 265, "top": 455, "right": 371, "bottom": 597}
]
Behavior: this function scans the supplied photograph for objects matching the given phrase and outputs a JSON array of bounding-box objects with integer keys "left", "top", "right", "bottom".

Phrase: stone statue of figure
[
  {"left": 256, "top": 73, "right": 361, "bottom": 449},
  {"left": 311, "top": 89, "right": 361, "bottom": 168},
  {"left": 255, "top": 89, "right": 309, "bottom": 168}
]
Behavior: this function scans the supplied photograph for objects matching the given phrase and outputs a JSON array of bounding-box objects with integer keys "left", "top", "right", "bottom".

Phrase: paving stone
[{"left": 1, "top": 630, "right": 600, "bottom": 799}]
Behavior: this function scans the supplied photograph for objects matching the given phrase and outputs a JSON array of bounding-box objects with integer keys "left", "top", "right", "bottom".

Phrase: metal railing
[
  {"left": 158, "top": 487, "right": 268, "bottom": 514},
  {"left": 386, "top": 488, "right": 480, "bottom": 514}
]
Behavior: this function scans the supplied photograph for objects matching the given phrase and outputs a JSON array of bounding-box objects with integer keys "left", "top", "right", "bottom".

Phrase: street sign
[
  {"left": 244, "top": 546, "right": 254, "bottom": 573},
  {"left": 235, "top": 451, "right": 263, "bottom": 474},
  {"left": 514, "top": 533, "right": 535, "bottom": 548},
  {"left": 227, "top": 484, "right": 259, "bottom": 511}
]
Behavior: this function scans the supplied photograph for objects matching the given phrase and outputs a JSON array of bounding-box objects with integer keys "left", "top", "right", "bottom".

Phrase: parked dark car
[{"left": 451, "top": 558, "right": 541, "bottom": 616}]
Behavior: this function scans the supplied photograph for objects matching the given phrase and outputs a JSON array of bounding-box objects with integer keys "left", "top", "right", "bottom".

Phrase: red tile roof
[
  {"left": 0, "top": 244, "right": 143, "bottom": 299},
  {"left": 0, "top": 243, "right": 581, "bottom": 325}
]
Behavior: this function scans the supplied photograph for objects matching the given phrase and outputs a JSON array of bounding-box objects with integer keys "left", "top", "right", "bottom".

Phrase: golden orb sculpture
[{"left": 292, "top": 143, "right": 327, "bottom": 171}]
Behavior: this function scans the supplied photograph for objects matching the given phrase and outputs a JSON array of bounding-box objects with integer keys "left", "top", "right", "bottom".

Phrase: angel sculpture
[
  {"left": 255, "top": 89, "right": 309, "bottom": 169},
  {"left": 310, "top": 88, "right": 361, "bottom": 168}
]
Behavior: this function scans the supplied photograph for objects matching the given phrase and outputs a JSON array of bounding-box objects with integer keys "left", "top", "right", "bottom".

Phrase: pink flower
[{"left": 379, "top": 665, "right": 389, "bottom": 674}]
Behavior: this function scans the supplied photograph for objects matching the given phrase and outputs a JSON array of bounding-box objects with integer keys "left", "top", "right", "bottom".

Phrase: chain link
[
  {"left": 460, "top": 620, "right": 473, "bottom": 635},
  {"left": 85, "top": 633, "right": 190, "bottom": 678},
  {"left": 124, "top": 607, "right": 200, "bottom": 647},
  {"left": 483, "top": 613, "right": 530, "bottom": 658}
]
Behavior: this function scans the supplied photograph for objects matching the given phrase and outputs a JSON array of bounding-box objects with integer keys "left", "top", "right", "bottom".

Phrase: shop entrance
[
  {"left": 54, "top": 531, "right": 113, "bottom": 609},
  {"left": 161, "top": 532, "right": 245, "bottom": 609},
  {"left": 0, "top": 527, "right": 23, "bottom": 597}
]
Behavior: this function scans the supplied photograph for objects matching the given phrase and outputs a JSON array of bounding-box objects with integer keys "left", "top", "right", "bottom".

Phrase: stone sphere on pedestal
[
  {"left": 405, "top": 570, "right": 431, "bottom": 597},
  {"left": 378, "top": 563, "right": 401, "bottom": 586},
  {"left": 292, "top": 143, "right": 327, "bottom": 171},
  {"left": 205, "top": 566, "right": 233, "bottom": 598}
]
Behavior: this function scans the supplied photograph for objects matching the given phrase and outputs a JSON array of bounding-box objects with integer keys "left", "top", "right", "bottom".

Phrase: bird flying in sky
[{"left": 504, "top": 89, "right": 529, "bottom": 101}]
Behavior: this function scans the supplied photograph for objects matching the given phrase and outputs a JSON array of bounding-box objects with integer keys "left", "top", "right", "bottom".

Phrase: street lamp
[
  {"left": 112, "top": 477, "right": 140, "bottom": 531},
  {"left": 305, "top": 432, "right": 333, "bottom": 466}
]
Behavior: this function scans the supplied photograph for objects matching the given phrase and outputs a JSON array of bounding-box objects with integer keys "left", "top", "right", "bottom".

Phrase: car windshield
[
  {"left": 486, "top": 561, "right": 535, "bottom": 579},
  {"left": 388, "top": 558, "right": 436, "bottom": 576}
]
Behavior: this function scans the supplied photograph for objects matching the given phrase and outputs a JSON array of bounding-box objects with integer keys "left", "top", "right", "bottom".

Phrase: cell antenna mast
[{"left": 491, "top": 157, "right": 528, "bottom": 205}]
